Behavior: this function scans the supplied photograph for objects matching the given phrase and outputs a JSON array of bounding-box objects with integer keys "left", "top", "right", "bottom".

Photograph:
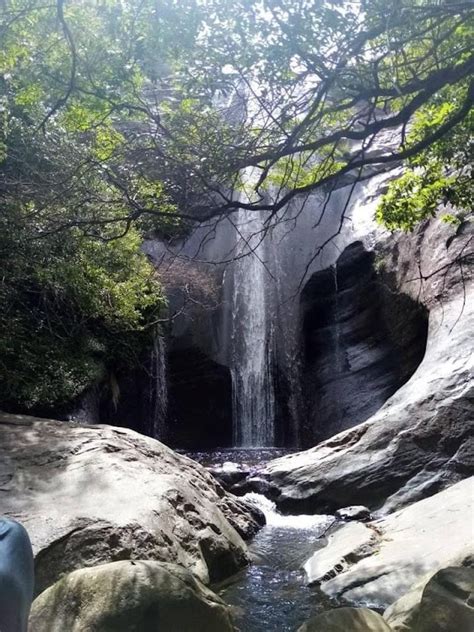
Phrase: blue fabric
[{"left": 0, "top": 519, "right": 34, "bottom": 632}]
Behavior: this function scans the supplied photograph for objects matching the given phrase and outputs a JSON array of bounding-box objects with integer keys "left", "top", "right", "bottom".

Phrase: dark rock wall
[
  {"left": 301, "top": 241, "right": 428, "bottom": 445},
  {"left": 166, "top": 344, "right": 233, "bottom": 449},
  {"left": 273, "top": 361, "right": 296, "bottom": 447},
  {"left": 99, "top": 360, "right": 156, "bottom": 437}
]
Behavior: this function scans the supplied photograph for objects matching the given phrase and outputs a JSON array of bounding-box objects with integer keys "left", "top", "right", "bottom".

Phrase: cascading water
[
  {"left": 149, "top": 332, "right": 168, "bottom": 439},
  {"left": 144, "top": 160, "right": 394, "bottom": 447},
  {"left": 332, "top": 262, "right": 342, "bottom": 375},
  {"left": 231, "top": 203, "right": 276, "bottom": 447},
  {"left": 188, "top": 448, "right": 337, "bottom": 631},
  {"left": 228, "top": 184, "right": 357, "bottom": 447},
  {"left": 330, "top": 261, "right": 345, "bottom": 427}
]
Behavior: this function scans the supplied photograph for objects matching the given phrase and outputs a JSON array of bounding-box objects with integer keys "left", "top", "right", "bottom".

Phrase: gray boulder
[
  {"left": 385, "top": 566, "right": 474, "bottom": 632},
  {"left": 383, "top": 573, "right": 428, "bottom": 631},
  {"left": 29, "top": 560, "right": 236, "bottom": 632},
  {"left": 415, "top": 566, "right": 474, "bottom": 632},
  {"left": 304, "top": 521, "right": 378, "bottom": 585},
  {"left": 297, "top": 607, "right": 392, "bottom": 631},
  {"left": 0, "top": 414, "right": 260, "bottom": 594},
  {"left": 335, "top": 506, "right": 372, "bottom": 521}
]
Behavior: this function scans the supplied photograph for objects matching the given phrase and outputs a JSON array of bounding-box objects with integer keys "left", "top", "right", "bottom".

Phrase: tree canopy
[
  {"left": 1, "top": 0, "right": 472, "bottom": 226},
  {"left": 0, "top": 0, "right": 472, "bottom": 411},
  {"left": 0, "top": 209, "right": 165, "bottom": 409}
]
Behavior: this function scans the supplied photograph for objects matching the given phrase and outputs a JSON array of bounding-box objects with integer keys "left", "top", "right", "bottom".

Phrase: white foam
[{"left": 243, "top": 492, "right": 334, "bottom": 530}]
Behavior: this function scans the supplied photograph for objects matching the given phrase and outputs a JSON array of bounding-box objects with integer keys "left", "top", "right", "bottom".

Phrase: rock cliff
[
  {"left": 259, "top": 212, "right": 473, "bottom": 514},
  {"left": 300, "top": 241, "right": 428, "bottom": 443}
]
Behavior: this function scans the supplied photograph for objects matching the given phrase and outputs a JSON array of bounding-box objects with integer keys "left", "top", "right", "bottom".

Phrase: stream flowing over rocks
[{"left": 304, "top": 478, "right": 474, "bottom": 608}]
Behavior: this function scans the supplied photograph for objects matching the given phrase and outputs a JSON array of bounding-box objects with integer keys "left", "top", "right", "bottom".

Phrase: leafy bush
[
  {"left": 376, "top": 85, "right": 473, "bottom": 231},
  {"left": 0, "top": 206, "right": 165, "bottom": 411}
]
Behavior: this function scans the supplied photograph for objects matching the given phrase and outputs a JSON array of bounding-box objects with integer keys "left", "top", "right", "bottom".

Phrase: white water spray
[{"left": 231, "top": 201, "right": 276, "bottom": 447}]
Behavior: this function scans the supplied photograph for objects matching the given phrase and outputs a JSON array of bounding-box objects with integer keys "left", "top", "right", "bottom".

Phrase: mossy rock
[
  {"left": 29, "top": 560, "right": 236, "bottom": 632},
  {"left": 415, "top": 566, "right": 474, "bottom": 632}
]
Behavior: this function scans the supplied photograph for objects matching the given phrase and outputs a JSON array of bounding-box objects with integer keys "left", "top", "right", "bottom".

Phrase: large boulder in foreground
[
  {"left": 260, "top": 213, "right": 473, "bottom": 515},
  {"left": 304, "top": 478, "right": 474, "bottom": 610},
  {"left": 0, "top": 414, "right": 261, "bottom": 594},
  {"left": 385, "top": 566, "right": 474, "bottom": 632},
  {"left": 29, "top": 560, "right": 236, "bottom": 632},
  {"left": 382, "top": 573, "right": 429, "bottom": 632},
  {"left": 297, "top": 607, "right": 392, "bottom": 631}
]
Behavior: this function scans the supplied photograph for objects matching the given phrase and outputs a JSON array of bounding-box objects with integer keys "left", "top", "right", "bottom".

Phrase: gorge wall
[
  {"left": 144, "top": 182, "right": 361, "bottom": 448},
  {"left": 300, "top": 241, "right": 428, "bottom": 444},
  {"left": 166, "top": 345, "right": 232, "bottom": 449},
  {"left": 145, "top": 169, "right": 430, "bottom": 450},
  {"left": 68, "top": 164, "right": 436, "bottom": 453},
  {"left": 260, "top": 208, "right": 473, "bottom": 515}
]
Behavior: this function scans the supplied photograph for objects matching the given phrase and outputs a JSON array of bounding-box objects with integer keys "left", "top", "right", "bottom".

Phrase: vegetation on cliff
[
  {"left": 377, "top": 85, "right": 473, "bottom": 231},
  {"left": 0, "top": 208, "right": 165, "bottom": 410}
]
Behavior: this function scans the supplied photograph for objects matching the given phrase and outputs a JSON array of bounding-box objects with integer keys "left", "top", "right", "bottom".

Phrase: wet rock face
[
  {"left": 0, "top": 414, "right": 261, "bottom": 595},
  {"left": 99, "top": 362, "right": 156, "bottom": 436},
  {"left": 304, "top": 479, "right": 474, "bottom": 610},
  {"left": 300, "top": 241, "right": 428, "bottom": 444},
  {"left": 261, "top": 215, "right": 473, "bottom": 515}
]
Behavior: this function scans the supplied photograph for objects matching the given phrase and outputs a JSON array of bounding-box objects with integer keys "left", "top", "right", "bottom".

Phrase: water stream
[
  {"left": 149, "top": 333, "right": 168, "bottom": 440},
  {"left": 189, "top": 449, "right": 338, "bottom": 632}
]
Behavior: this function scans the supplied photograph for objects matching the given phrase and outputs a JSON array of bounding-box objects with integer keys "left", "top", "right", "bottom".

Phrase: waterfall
[
  {"left": 332, "top": 262, "right": 341, "bottom": 374},
  {"left": 149, "top": 332, "right": 168, "bottom": 440},
  {"left": 331, "top": 261, "right": 345, "bottom": 428},
  {"left": 231, "top": 207, "right": 275, "bottom": 447},
  {"left": 144, "top": 165, "right": 393, "bottom": 448},
  {"left": 227, "top": 181, "right": 354, "bottom": 447}
]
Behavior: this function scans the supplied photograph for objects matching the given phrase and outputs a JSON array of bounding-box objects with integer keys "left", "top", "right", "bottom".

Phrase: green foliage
[
  {"left": 0, "top": 206, "right": 165, "bottom": 410},
  {"left": 0, "top": 1, "right": 197, "bottom": 411},
  {"left": 376, "top": 165, "right": 451, "bottom": 231},
  {"left": 376, "top": 84, "right": 473, "bottom": 231},
  {"left": 1, "top": 0, "right": 473, "bottom": 218}
]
